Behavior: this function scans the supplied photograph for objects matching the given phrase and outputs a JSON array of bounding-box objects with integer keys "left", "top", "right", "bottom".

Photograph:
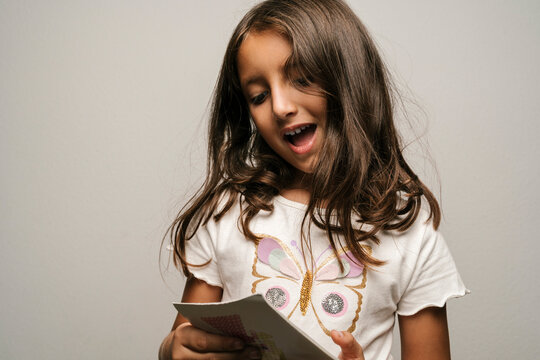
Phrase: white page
[{"left": 174, "top": 294, "right": 337, "bottom": 360}]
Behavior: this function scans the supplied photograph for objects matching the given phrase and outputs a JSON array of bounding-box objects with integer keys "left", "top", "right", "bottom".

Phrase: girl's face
[{"left": 237, "top": 30, "right": 327, "bottom": 176}]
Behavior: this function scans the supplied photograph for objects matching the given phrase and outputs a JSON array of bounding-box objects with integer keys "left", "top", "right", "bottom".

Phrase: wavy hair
[{"left": 168, "top": 0, "right": 440, "bottom": 276}]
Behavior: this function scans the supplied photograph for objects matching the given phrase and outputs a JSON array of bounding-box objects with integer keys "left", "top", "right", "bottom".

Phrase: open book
[{"left": 174, "top": 294, "right": 336, "bottom": 360}]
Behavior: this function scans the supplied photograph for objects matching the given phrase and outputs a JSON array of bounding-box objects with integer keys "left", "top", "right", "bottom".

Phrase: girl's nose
[{"left": 271, "top": 86, "right": 297, "bottom": 120}]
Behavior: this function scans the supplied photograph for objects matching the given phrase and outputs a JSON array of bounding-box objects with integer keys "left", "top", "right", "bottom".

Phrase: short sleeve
[
  {"left": 184, "top": 223, "right": 223, "bottom": 288},
  {"left": 396, "top": 223, "right": 468, "bottom": 316}
]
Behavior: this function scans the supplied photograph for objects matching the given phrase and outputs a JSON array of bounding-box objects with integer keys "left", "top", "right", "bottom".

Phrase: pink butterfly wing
[
  {"left": 252, "top": 235, "right": 303, "bottom": 317},
  {"left": 340, "top": 251, "right": 364, "bottom": 278},
  {"left": 257, "top": 237, "right": 301, "bottom": 279}
]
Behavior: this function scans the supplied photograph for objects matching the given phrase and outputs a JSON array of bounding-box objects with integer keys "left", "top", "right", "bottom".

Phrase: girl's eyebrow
[{"left": 241, "top": 75, "right": 264, "bottom": 89}]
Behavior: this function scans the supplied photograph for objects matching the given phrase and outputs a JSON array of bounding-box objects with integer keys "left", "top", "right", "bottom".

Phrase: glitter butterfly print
[{"left": 251, "top": 234, "right": 369, "bottom": 335}]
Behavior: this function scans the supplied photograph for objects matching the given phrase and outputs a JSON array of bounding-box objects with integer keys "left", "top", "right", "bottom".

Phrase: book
[{"left": 174, "top": 294, "right": 337, "bottom": 360}]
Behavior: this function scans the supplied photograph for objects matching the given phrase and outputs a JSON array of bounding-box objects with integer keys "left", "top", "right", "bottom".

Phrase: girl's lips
[
  {"left": 280, "top": 123, "right": 314, "bottom": 137},
  {"left": 284, "top": 124, "right": 317, "bottom": 154}
]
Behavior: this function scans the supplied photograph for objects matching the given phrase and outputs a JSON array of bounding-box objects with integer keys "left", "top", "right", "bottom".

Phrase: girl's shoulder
[
  {"left": 383, "top": 205, "right": 440, "bottom": 244},
  {"left": 198, "top": 192, "right": 243, "bottom": 234},
  {"left": 363, "top": 198, "right": 444, "bottom": 269}
]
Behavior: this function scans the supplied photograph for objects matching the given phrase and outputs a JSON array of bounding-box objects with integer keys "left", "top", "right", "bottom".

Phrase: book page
[{"left": 174, "top": 294, "right": 336, "bottom": 360}]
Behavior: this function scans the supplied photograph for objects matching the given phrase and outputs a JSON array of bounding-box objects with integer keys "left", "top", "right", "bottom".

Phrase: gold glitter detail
[
  {"left": 251, "top": 254, "right": 270, "bottom": 294},
  {"left": 299, "top": 270, "right": 313, "bottom": 316},
  {"left": 287, "top": 301, "right": 299, "bottom": 319}
]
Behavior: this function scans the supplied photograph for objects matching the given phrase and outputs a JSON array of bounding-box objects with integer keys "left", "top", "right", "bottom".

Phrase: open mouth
[{"left": 284, "top": 124, "right": 317, "bottom": 147}]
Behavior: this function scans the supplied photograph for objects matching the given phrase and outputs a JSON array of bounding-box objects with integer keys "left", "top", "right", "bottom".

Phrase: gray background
[{"left": 1, "top": 0, "right": 539, "bottom": 359}]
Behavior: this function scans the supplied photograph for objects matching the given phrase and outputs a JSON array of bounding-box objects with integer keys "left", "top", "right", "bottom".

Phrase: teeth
[{"left": 285, "top": 125, "right": 309, "bottom": 136}]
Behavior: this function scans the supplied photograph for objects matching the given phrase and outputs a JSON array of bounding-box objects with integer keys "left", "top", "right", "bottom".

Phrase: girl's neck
[
  {"left": 280, "top": 170, "right": 321, "bottom": 206},
  {"left": 280, "top": 187, "right": 312, "bottom": 205}
]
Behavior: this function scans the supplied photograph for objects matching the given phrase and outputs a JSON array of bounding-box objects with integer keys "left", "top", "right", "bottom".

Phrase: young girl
[{"left": 160, "top": 0, "right": 467, "bottom": 359}]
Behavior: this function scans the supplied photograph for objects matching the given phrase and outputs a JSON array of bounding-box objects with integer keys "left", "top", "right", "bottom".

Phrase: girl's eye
[{"left": 250, "top": 91, "right": 268, "bottom": 105}]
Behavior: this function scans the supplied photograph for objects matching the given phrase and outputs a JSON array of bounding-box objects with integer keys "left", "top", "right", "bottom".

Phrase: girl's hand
[
  {"left": 330, "top": 330, "right": 365, "bottom": 360},
  {"left": 161, "top": 322, "right": 261, "bottom": 360}
]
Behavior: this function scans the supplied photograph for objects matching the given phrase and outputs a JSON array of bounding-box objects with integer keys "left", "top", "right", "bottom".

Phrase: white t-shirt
[{"left": 185, "top": 195, "right": 468, "bottom": 360}]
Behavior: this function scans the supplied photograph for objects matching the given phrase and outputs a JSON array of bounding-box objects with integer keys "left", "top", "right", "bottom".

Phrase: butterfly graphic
[{"left": 251, "top": 234, "right": 369, "bottom": 335}]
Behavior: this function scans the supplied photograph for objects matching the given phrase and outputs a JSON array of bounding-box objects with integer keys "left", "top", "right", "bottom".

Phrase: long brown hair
[{"left": 168, "top": 0, "right": 440, "bottom": 276}]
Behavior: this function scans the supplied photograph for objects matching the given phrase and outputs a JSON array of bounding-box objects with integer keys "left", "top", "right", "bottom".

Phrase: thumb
[{"left": 330, "top": 330, "right": 365, "bottom": 360}]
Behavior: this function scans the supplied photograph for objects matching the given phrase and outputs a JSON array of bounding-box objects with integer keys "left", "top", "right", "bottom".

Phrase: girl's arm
[
  {"left": 159, "top": 277, "right": 260, "bottom": 360},
  {"left": 398, "top": 306, "right": 451, "bottom": 360},
  {"left": 170, "top": 276, "right": 223, "bottom": 330}
]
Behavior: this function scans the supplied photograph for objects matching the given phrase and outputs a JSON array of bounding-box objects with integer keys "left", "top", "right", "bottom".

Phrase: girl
[{"left": 160, "top": 0, "right": 467, "bottom": 359}]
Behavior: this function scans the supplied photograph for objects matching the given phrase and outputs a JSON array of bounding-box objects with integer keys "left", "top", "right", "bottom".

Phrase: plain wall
[{"left": 1, "top": 0, "right": 539, "bottom": 359}]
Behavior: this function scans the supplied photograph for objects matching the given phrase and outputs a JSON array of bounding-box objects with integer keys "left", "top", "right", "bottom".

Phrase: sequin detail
[
  {"left": 265, "top": 287, "right": 287, "bottom": 309},
  {"left": 299, "top": 270, "right": 313, "bottom": 315},
  {"left": 322, "top": 293, "right": 344, "bottom": 315}
]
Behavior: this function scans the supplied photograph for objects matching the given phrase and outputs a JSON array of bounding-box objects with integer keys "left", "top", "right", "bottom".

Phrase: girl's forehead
[
  {"left": 237, "top": 30, "right": 292, "bottom": 87},
  {"left": 239, "top": 30, "right": 291, "bottom": 58}
]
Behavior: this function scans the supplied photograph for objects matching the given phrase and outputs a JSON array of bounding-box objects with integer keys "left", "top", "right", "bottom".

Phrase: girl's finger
[
  {"left": 177, "top": 323, "right": 244, "bottom": 353},
  {"left": 330, "top": 330, "right": 365, "bottom": 360}
]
